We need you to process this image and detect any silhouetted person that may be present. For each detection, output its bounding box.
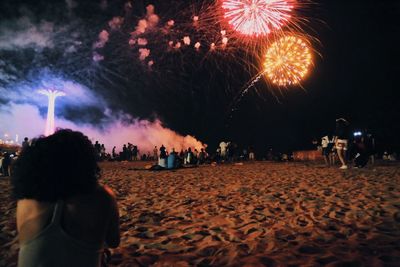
[112,146,117,159]
[22,137,29,149]
[94,141,101,159]
[353,136,369,168]
[132,145,138,161]
[1,152,11,176]
[159,145,167,159]
[198,148,206,164]
[122,144,128,160]
[127,143,133,161]
[12,129,120,267]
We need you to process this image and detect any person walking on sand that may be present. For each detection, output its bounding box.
[12,129,120,267]
[334,118,350,169]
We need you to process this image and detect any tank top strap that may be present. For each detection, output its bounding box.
[50,200,64,225]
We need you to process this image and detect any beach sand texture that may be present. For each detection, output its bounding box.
[1,162,400,266]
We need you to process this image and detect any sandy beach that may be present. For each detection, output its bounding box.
[1,161,400,266]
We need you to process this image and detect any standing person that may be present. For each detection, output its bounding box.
[321,135,330,166]
[127,143,133,161]
[183,149,188,164]
[179,149,184,159]
[159,145,167,159]
[242,147,248,161]
[94,141,101,160]
[122,144,128,161]
[100,144,106,160]
[334,118,350,169]
[22,137,29,149]
[365,133,376,165]
[153,146,158,161]
[219,141,227,160]
[12,129,120,267]
[112,146,117,159]
[328,137,336,166]
[198,148,206,165]
[186,148,193,164]
[1,152,11,176]
[249,146,255,161]
[353,135,369,168]
[159,145,167,167]
[132,145,138,161]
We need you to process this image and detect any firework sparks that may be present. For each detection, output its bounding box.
[221,0,294,36]
[263,35,312,86]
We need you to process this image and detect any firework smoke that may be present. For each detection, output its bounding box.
[0,75,205,152]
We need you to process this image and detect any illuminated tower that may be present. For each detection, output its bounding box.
[38,89,66,136]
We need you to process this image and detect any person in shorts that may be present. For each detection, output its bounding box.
[334,118,350,169]
[321,136,330,166]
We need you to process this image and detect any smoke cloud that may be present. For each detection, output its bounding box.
[0,75,205,153]
[0,102,204,153]
[0,17,55,50]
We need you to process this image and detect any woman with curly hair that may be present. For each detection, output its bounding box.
[12,129,120,267]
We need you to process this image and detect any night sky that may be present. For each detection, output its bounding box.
[0,0,399,154]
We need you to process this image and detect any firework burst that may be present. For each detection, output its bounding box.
[221,0,295,36]
[263,35,312,86]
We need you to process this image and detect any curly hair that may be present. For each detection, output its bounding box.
[12,129,100,202]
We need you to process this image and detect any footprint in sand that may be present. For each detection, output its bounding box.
[298,245,324,254]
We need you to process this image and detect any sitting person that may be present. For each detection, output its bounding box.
[12,129,120,267]
[167,149,176,169]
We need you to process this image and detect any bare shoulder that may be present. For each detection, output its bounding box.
[17,199,52,219]
[16,199,53,236]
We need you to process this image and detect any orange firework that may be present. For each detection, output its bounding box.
[263,35,312,86]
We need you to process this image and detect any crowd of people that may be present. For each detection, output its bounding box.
[318,118,393,169]
[1,120,398,177]
[1,126,399,266]
[91,139,259,169]
[85,117,400,171]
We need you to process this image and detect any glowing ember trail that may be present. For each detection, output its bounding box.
[221,0,294,36]
[263,36,312,86]
[38,89,66,136]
